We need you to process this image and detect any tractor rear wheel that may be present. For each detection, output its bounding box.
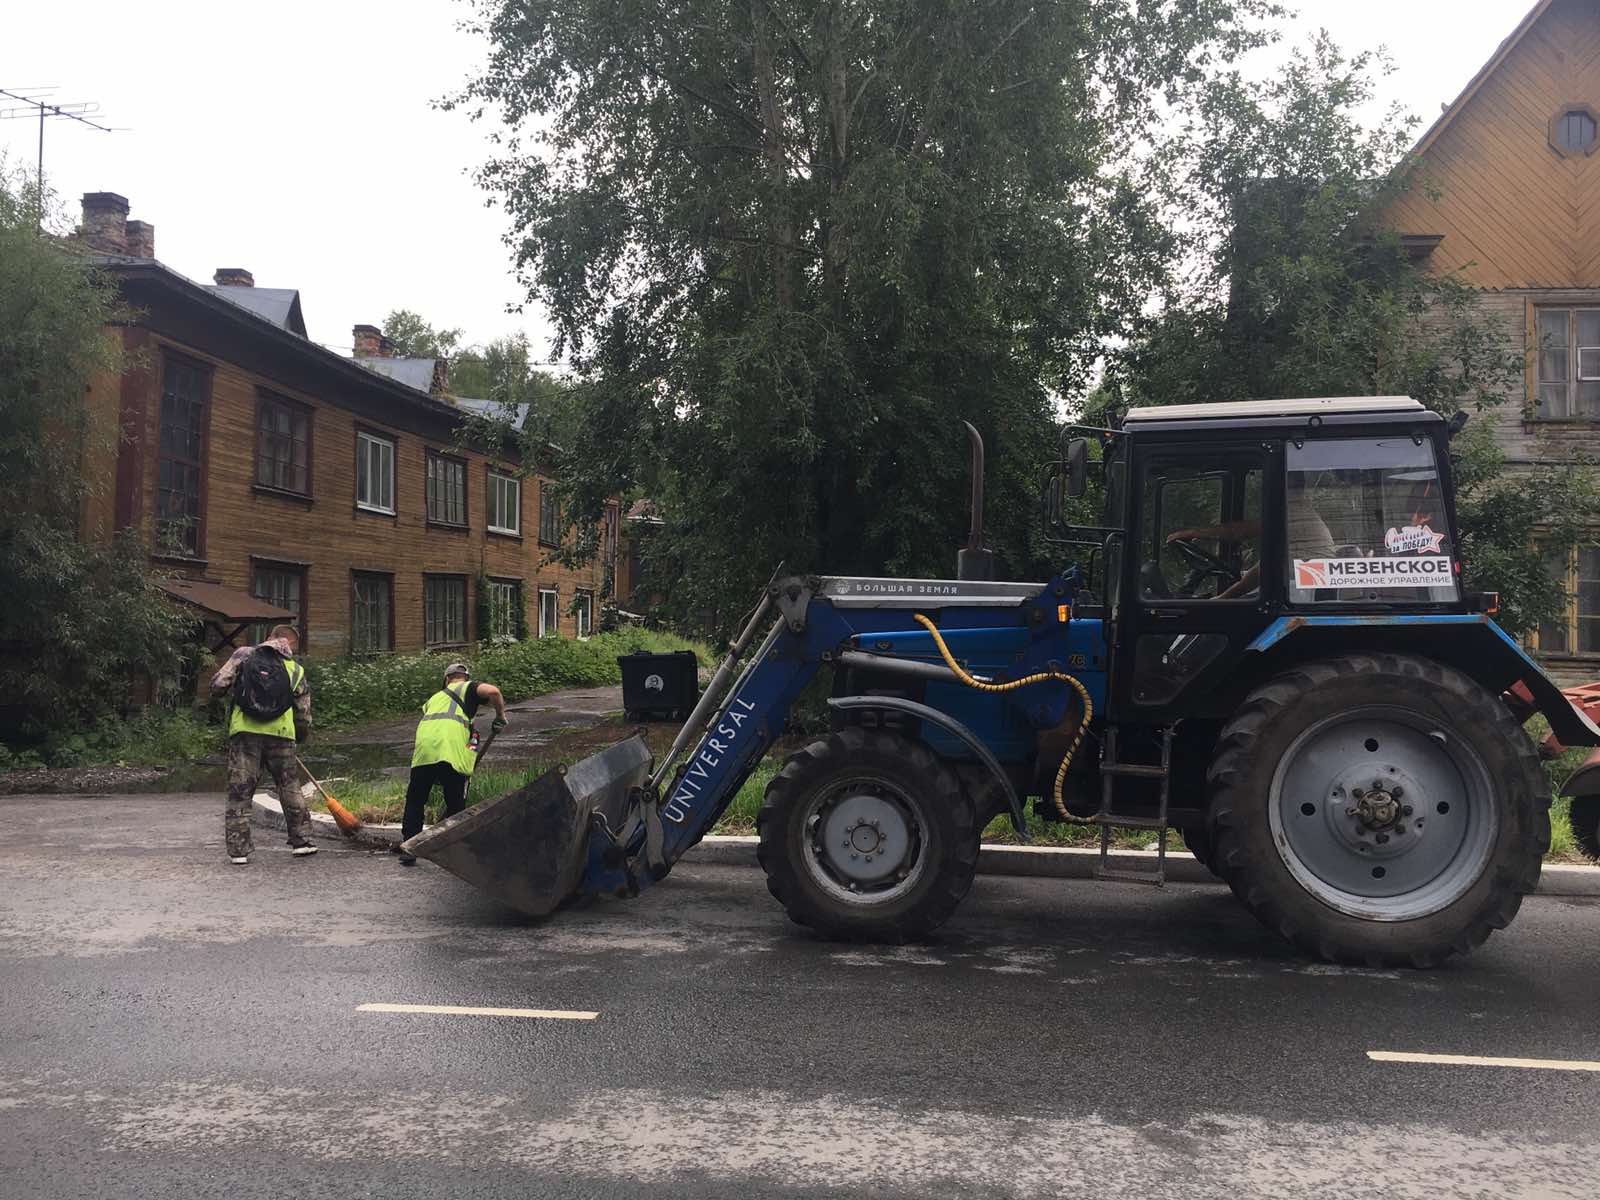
[757,727,979,941]
[1208,654,1549,967]
[1570,795,1600,862]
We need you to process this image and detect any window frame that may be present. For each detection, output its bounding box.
[1530,542,1600,659]
[155,351,212,560]
[538,587,560,637]
[354,428,397,516]
[250,558,308,647]
[574,589,593,639]
[487,467,522,537]
[254,390,313,499]
[1549,104,1600,158]
[1533,305,1600,420]
[538,481,562,547]
[349,570,394,655]
[423,573,469,647]
[425,449,469,528]
[486,577,522,640]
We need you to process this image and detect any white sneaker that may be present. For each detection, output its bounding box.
[291,845,319,857]
[230,856,249,865]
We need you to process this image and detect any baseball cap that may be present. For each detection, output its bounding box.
[443,662,471,682]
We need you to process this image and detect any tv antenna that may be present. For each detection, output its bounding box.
[0,86,118,229]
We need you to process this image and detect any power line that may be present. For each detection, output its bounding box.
[0,86,119,230]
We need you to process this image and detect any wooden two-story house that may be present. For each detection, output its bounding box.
[1376,0,1600,680]
[74,192,625,669]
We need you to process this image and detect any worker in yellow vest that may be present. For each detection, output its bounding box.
[209,624,315,865]
[398,662,507,865]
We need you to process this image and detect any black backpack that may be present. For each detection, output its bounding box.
[233,645,294,721]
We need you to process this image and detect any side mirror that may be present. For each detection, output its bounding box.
[1065,437,1088,499]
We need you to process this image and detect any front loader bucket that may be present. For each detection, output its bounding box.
[400,735,652,917]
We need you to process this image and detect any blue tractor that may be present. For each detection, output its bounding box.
[406,397,1599,966]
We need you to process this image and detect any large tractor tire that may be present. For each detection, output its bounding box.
[1208,654,1550,968]
[1570,795,1600,862]
[1180,826,1218,873]
[757,728,980,942]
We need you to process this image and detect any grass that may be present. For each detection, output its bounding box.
[307,711,1595,864]
[306,627,714,731]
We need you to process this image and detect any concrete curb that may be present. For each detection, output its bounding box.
[248,797,1600,897]
[250,793,402,848]
[683,835,1600,897]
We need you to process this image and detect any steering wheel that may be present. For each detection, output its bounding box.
[1166,537,1241,596]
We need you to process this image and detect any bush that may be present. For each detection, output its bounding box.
[2,707,220,769]
[306,628,713,728]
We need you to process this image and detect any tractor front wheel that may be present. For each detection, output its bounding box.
[1208,655,1550,967]
[757,728,979,941]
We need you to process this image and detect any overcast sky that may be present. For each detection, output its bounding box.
[2,1,1528,362]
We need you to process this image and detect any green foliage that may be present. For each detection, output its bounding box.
[1110,35,1599,636]
[306,627,712,727]
[0,707,220,770]
[0,161,206,745]
[450,0,1275,636]
[381,309,463,359]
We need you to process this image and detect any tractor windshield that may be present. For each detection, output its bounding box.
[1284,437,1458,605]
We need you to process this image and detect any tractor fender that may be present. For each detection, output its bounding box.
[1561,749,1600,798]
[828,695,1029,840]
[1245,614,1600,748]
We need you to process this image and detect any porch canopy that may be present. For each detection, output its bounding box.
[156,578,294,653]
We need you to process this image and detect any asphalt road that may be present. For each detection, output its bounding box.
[2,793,1598,1199]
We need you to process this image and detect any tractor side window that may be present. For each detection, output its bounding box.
[1139,462,1263,602]
[1285,438,1459,605]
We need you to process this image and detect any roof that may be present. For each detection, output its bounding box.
[201,285,306,336]
[89,256,466,429]
[1409,0,1553,161]
[1123,397,1426,423]
[455,396,530,431]
[156,578,294,624]
[357,356,437,392]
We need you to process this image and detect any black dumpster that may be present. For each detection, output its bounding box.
[618,650,700,721]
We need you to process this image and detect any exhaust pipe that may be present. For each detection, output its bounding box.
[957,420,993,581]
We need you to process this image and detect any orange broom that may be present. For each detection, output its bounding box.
[295,755,363,837]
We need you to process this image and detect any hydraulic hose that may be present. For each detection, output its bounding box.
[912,613,1094,823]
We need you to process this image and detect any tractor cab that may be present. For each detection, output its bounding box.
[1060,397,1470,723]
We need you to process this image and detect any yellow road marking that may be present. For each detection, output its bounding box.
[1368,1050,1600,1073]
[358,1003,597,1020]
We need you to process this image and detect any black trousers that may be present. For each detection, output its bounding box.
[402,761,469,842]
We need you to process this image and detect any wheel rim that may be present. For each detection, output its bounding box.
[799,775,928,908]
[1268,705,1498,922]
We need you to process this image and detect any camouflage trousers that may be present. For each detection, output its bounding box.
[225,733,311,857]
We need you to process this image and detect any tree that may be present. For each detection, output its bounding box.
[381,309,464,359]
[450,0,1272,632]
[1109,35,1597,637]
[0,163,202,742]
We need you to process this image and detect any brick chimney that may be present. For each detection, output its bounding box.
[79,192,129,253]
[430,357,451,398]
[123,220,156,259]
[213,267,254,287]
[352,323,395,358]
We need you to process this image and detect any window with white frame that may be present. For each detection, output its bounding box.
[1535,308,1600,419]
[356,431,395,513]
[488,469,521,535]
[538,588,560,637]
[487,578,521,640]
[574,590,593,638]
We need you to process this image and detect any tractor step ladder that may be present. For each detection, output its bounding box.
[1092,725,1174,887]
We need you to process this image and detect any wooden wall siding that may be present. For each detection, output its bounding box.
[1380,0,1600,289]
[128,330,616,661]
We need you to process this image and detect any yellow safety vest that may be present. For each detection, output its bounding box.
[228,657,306,741]
[411,682,477,775]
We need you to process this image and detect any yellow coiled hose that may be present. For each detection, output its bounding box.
[912,613,1094,822]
